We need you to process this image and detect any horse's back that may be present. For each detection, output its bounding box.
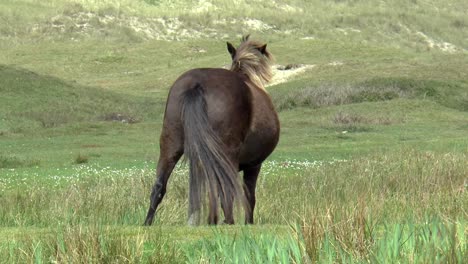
[170,68,250,103]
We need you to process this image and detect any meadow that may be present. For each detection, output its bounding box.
[0,0,467,263]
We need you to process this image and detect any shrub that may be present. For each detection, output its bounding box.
[74,154,89,164]
[0,155,39,168]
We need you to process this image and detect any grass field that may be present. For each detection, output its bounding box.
[0,0,467,263]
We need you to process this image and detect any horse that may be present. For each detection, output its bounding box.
[144,35,280,226]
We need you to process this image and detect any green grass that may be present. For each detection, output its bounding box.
[0,151,466,262]
[0,0,467,262]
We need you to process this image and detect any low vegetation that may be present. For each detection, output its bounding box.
[272,77,468,111]
[0,155,39,169]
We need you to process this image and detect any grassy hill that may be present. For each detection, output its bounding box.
[0,65,156,130]
[1,0,467,50]
[0,0,467,263]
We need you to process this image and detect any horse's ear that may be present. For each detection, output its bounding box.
[258,44,267,55]
[227,42,236,59]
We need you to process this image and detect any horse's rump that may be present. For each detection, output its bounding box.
[176,70,251,224]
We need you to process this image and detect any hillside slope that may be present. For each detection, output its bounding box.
[0,65,156,132]
[0,0,467,52]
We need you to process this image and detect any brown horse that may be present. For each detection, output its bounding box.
[144,35,280,225]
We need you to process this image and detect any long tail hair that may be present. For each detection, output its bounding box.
[181,83,245,224]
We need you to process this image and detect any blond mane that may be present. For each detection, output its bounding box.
[229,35,274,90]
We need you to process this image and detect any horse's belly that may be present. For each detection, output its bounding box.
[238,86,280,169]
[239,123,279,168]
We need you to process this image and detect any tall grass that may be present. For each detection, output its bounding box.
[295,219,466,263]
[0,150,466,261]
[184,230,304,264]
[1,220,464,263]
[1,150,465,227]
[1,225,183,263]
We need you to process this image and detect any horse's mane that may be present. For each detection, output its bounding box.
[229,35,274,90]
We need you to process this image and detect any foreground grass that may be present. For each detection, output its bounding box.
[2,221,464,263]
[0,150,466,262]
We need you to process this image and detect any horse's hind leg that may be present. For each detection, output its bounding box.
[208,188,219,225]
[144,131,183,226]
[220,157,240,225]
[243,164,261,224]
[221,194,234,225]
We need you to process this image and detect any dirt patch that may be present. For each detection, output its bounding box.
[101,112,139,124]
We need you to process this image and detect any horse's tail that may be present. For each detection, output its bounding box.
[181,83,244,224]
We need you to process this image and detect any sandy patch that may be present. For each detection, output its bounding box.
[416,31,459,53]
[36,11,281,41]
[335,27,361,35]
[398,23,462,53]
[243,19,275,31]
[328,61,344,66]
[192,0,218,13]
[274,3,303,13]
[268,64,315,87]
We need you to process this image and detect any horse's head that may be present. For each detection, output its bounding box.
[226,35,274,89]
